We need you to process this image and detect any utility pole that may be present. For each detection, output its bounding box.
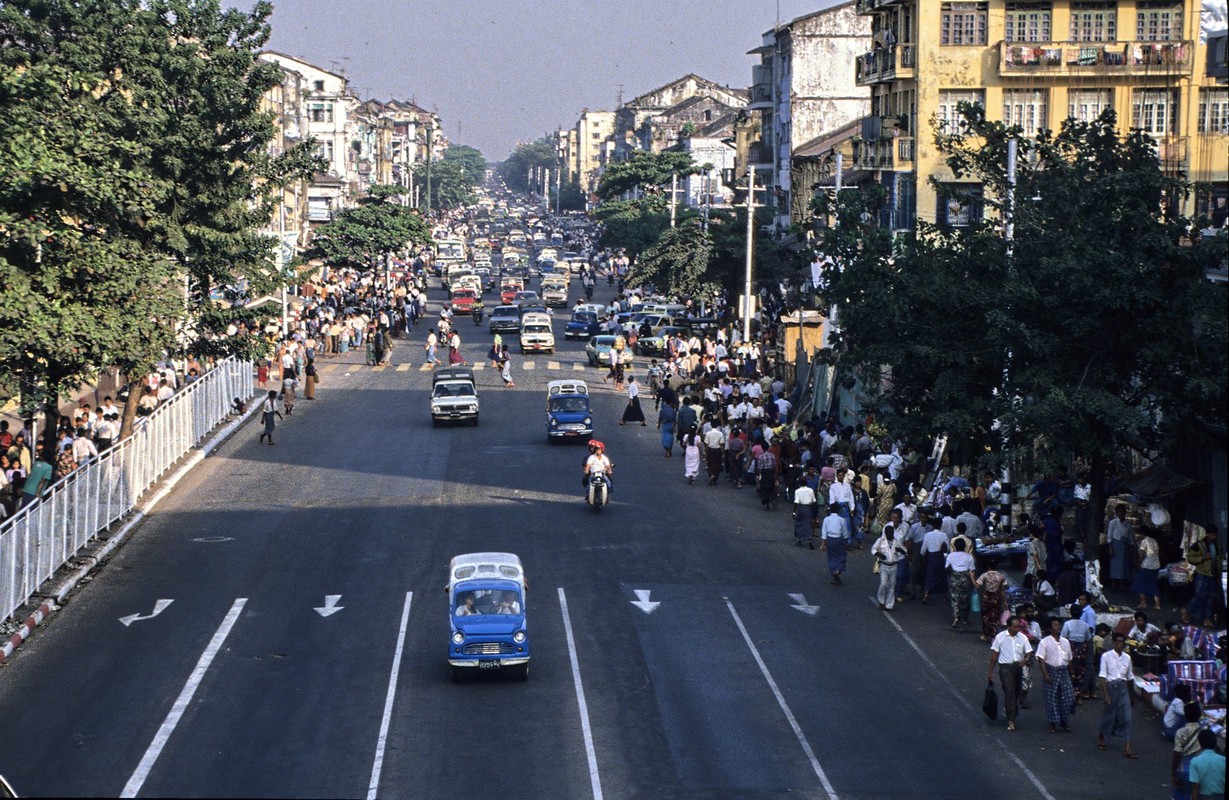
[1000,137,1019,516]
[743,164,756,344]
[670,172,678,228]
[425,121,433,216]
[278,199,288,338]
[557,165,563,214]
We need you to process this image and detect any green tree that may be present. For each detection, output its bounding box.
[411,159,477,210]
[593,197,669,259]
[625,220,714,298]
[443,144,486,185]
[595,151,700,199]
[498,138,556,193]
[307,184,431,273]
[821,107,1228,537]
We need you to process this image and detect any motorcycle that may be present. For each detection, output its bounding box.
[472,304,484,325]
[584,283,594,300]
[586,470,609,512]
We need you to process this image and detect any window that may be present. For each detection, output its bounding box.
[315,139,334,162]
[1068,88,1113,122]
[940,3,988,46]
[312,80,325,92]
[937,184,983,227]
[1005,2,1052,43]
[937,90,985,133]
[1198,89,1229,134]
[1003,89,1049,135]
[308,102,334,124]
[1070,2,1117,42]
[1137,2,1182,41]
[307,197,332,222]
[1132,89,1178,134]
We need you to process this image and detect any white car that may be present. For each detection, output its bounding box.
[519,312,555,354]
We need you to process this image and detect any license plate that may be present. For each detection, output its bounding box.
[478,660,501,670]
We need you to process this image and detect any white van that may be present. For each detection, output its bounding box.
[519,312,555,354]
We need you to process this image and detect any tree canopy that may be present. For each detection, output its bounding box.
[498,138,557,193]
[306,185,431,270]
[818,107,1228,489]
[0,0,322,449]
[443,144,486,185]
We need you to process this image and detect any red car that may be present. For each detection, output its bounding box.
[449,288,478,313]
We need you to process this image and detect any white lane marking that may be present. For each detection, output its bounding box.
[122,598,247,798]
[629,589,660,614]
[473,363,485,371]
[725,598,838,800]
[572,363,585,371]
[558,588,604,800]
[867,597,1057,800]
[371,365,386,372]
[418,363,433,372]
[119,599,174,627]
[368,591,413,800]
[314,595,344,617]
[396,364,410,372]
[787,593,820,616]
[522,361,536,370]
[547,360,562,370]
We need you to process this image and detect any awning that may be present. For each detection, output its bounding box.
[1120,463,1201,498]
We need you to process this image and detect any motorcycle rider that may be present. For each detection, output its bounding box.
[582,439,614,495]
[472,298,484,324]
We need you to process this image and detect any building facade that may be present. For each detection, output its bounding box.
[749,2,873,229]
[852,0,1228,229]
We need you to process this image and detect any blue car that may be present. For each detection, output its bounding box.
[448,553,529,681]
[546,380,592,442]
[564,310,601,340]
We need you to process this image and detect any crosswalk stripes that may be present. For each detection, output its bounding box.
[371,365,386,372]
[547,360,561,371]
[522,361,535,370]
[396,364,410,372]
[473,363,485,371]
[321,364,342,374]
[572,363,586,371]
[418,363,433,372]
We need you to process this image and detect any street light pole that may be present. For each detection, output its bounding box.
[670,171,678,228]
[425,121,433,216]
[743,164,756,344]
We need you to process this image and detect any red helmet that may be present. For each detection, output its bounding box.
[589,439,605,453]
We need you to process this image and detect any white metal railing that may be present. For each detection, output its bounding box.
[0,357,256,621]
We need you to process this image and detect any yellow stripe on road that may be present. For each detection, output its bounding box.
[321,364,341,373]
[396,364,410,372]
[547,361,562,371]
[573,363,585,371]
[371,365,386,372]
[419,363,433,372]
[473,363,485,371]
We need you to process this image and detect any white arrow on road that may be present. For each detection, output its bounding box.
[630,589,661,614]
[788,593,820,616]
[314,595,345,617]
[119,599,174,627]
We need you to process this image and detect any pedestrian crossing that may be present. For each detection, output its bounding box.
[315,359,598,375]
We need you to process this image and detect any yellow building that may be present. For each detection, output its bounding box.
[852,0,1227,228]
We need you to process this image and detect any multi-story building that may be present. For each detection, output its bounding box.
[576,110,616,194]
[259,59,311,257]
[259,52,353,225]
[852,0,1227,229]
[613,75,747,160]
[748,2,872,229]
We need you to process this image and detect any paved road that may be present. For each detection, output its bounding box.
[0,276,1167,799]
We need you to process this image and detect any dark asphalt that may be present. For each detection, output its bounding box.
[0,276,1169,799]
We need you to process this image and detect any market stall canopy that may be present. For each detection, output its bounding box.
[1120,463,1201,498]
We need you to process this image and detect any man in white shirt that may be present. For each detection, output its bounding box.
[820,508,849,585]
[987,616,1034,731]
[920,518,950,602]
[827,467,856,547]
[1036,618,1074,732]
[894,495,918,526]
[793,481,818,549]
[703,424,725,485]
[1097,633,1136,758]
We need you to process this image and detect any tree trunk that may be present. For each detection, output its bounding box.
[119,373,143,441]
[1087,453,1108,561]
[40,397,60,465]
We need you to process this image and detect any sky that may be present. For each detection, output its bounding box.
[236,0,844,161]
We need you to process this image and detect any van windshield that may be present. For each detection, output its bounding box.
[550,396,588,413]
[454,589,523,616]
[433,382,473,398]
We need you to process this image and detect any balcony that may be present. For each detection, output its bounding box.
[1156,136,1188,167]
[749,65,774,110]
[855,45,915,86]
[747,142,773,167]
[855,0,905,13]
[851,135,914,172]
[999,40,1192,77]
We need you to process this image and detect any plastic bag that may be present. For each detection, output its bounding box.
[983,682,998,720]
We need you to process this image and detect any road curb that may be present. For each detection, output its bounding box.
[1,398,263,663]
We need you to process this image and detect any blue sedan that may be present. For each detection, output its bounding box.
[564,311,602,340]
